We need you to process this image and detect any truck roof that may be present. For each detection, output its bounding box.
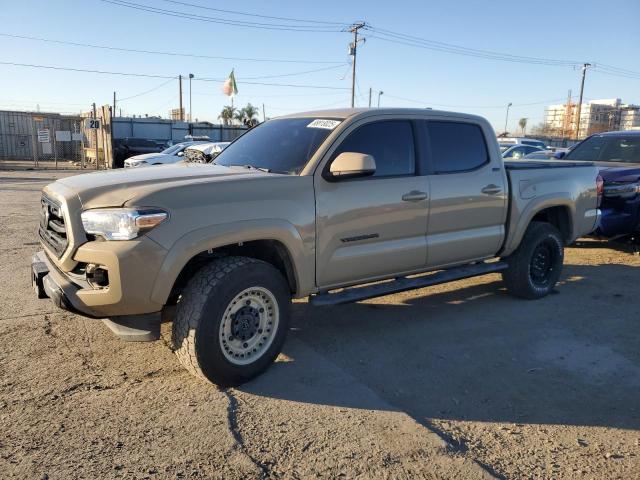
[278,107,487,123]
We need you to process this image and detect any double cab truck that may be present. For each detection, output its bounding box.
[32,108,602,386]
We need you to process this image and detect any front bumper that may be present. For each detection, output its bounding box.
[31,250,162,341]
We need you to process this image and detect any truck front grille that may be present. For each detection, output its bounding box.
[185,149,206,163]
[39,194,68,257]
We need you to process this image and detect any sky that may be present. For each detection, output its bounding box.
[0,0,638,134]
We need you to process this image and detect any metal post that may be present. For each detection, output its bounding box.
[53,121,58,170]
[368,87,372,108]
[178,75,184,122]
[188,73,194,123]
[31,118,38,168]
[377,91,384,107]
[93,103,99,170]
[504,103,512,135]
[262,103,266,122]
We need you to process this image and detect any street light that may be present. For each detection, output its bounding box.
[504,102,513,135]
[188,73,194,123]
[377,90,384,107]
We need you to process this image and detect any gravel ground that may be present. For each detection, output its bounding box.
[1,169,639,479]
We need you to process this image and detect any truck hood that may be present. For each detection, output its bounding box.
[596,163,640,183]
[57,163,270,208]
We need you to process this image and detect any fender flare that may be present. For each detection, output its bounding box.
[149,219,312,304]
[501,194,575,257]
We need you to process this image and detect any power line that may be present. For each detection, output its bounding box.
[240,63,349,80]
[157,0,346,26]
[0,60,350,90]
[0,32,345,65]
[382,93,576,109]
[118,77,177,101]
[98,0,345,32]
[366,28,581,66]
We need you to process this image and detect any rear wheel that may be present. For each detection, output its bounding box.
[172,256,290,386]
[502,222,564,299]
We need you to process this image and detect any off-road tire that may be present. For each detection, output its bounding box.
[172,256,290,386]
[502,221,564,299]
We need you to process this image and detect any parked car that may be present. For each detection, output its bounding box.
[124,141,210,168]
[502,144,543,159]
[556,131,640,237]
[113,138,163,168]
[32,108,601,386]
[523,150,557,160]
[499,137,548,150]
[183,142,231,163]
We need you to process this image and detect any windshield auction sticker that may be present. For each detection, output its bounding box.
[307,119,341,130]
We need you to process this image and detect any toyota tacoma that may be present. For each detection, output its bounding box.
[32,108,601,386]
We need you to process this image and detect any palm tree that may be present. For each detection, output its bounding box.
[233,109,246,125]
[518,118,528,135]
[218,106,236,125]
[243,103,259,122]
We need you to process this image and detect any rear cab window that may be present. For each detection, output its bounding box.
[423,121,489,173]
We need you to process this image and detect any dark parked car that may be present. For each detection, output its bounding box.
[113,137,164,168]
[557,131,640,237]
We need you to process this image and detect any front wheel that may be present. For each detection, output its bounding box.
[172,256,290,386]
[501,222,564,299]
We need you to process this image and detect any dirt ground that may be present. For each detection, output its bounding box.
[1,169,639,479]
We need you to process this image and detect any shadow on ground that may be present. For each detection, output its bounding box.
[241,263,640,433]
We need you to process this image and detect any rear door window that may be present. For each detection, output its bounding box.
[425,121,489,173]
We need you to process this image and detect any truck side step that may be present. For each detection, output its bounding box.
[309,261,508,306]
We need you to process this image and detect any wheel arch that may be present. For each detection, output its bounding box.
[501,196,575,257]
[150,220,311,305]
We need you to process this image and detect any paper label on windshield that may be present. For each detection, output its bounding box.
[307,119,341,130]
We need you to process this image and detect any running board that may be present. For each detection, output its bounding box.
[309,262,508,306]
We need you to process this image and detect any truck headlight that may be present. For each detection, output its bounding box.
[81,208,168,240]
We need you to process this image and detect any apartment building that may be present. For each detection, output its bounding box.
[544,98,640,138]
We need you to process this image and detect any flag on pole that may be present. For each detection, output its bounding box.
[222,69,238,98]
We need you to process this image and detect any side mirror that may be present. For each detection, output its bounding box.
[177,151,184,157]
[328,152,376,180]
[554,151,566,159]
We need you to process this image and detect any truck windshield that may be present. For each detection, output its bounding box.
[214,118,337,174]
[565,135,640,163]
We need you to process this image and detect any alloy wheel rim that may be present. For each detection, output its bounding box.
[219,286,279,365]
[530,241,555,286]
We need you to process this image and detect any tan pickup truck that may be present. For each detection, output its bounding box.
[32,108,601,385]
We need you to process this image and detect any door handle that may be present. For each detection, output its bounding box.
[481,184,502,195]
[402,190,428,202]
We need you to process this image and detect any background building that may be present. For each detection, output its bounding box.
[544,98,640,138]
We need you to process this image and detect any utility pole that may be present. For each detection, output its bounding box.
[348,22,366,108]
[113,91,116,118]
[504,102,513,135]
[92,102,99,170]
[188,73,194,123]
[262,103,266,122]
[368,87,372,108]
[178,74,184,121]
[574,63,591,140]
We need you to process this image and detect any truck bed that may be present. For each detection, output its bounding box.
[504,160,594,170]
